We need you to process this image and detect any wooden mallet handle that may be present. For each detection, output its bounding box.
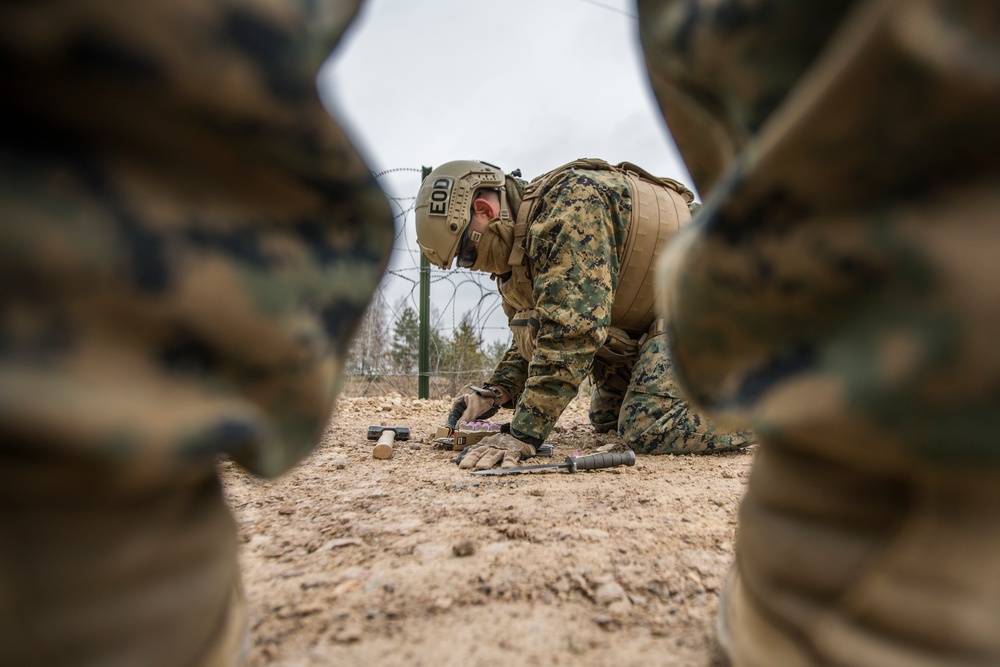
[372,429,396,459]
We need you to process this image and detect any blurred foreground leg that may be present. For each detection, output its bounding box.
[0,0,392,662]
[639,0,1000,664]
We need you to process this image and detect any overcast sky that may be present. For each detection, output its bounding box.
[317,0,691,344]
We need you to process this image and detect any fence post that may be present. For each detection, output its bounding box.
[418,166,432,399]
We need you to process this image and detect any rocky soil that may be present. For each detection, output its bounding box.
[221,393,755,667]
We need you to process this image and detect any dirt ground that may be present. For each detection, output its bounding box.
[221,392,756,667]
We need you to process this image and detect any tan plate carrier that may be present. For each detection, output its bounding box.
[500,158,693,360]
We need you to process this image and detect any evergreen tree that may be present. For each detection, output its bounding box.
[390,306,419,373]
[441,313,488,394]
[483,338,509,370]
[391,304,446,374]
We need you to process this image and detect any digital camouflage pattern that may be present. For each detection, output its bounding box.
[487,166,750,453]
[639,0,1000,664]
[0,0,392,664]
[0,0,392,483]
[619,333,755,454]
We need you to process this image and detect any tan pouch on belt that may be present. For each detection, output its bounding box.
[510,309,539,361]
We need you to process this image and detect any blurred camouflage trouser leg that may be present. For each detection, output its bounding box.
[638,0,1000,664]
[618,331,755,454]
[0,0,392,661]
[718,441,1000,667]
[0,469,246,667]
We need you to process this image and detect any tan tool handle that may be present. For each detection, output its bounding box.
[372,430,396,459]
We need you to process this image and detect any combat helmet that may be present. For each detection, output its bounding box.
[415,160,508,268]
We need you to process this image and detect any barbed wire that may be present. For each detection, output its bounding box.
[372,166,424,179]
[346,369,497,378]
[345,167,512,397]
[572,0,637,19]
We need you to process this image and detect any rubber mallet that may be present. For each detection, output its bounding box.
[367,425,411,459]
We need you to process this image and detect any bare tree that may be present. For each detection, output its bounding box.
[346,284,389,379]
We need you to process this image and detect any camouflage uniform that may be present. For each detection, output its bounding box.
[0,1,392,665]
[639,0,1000,665]
[487,166,752,453]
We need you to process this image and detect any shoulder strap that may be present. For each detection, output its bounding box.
[505,177,543,304]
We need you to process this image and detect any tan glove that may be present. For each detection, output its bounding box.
[458,432,536,470]
[450,385,502,425]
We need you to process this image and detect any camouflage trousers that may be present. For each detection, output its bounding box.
[589,328,755,454]
[0,468,247,667]
[638,0,1000,664]
[0,0,391,664]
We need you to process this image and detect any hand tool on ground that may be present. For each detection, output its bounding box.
[472,450,635,475]
[367,425,410,459]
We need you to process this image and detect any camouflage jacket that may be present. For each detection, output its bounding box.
[488,167,632,442]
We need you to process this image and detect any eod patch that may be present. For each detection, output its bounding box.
[428,176,453,216]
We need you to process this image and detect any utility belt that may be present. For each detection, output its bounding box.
[510,311,667,382]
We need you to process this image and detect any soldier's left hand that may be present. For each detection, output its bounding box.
[458,432,536,470]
